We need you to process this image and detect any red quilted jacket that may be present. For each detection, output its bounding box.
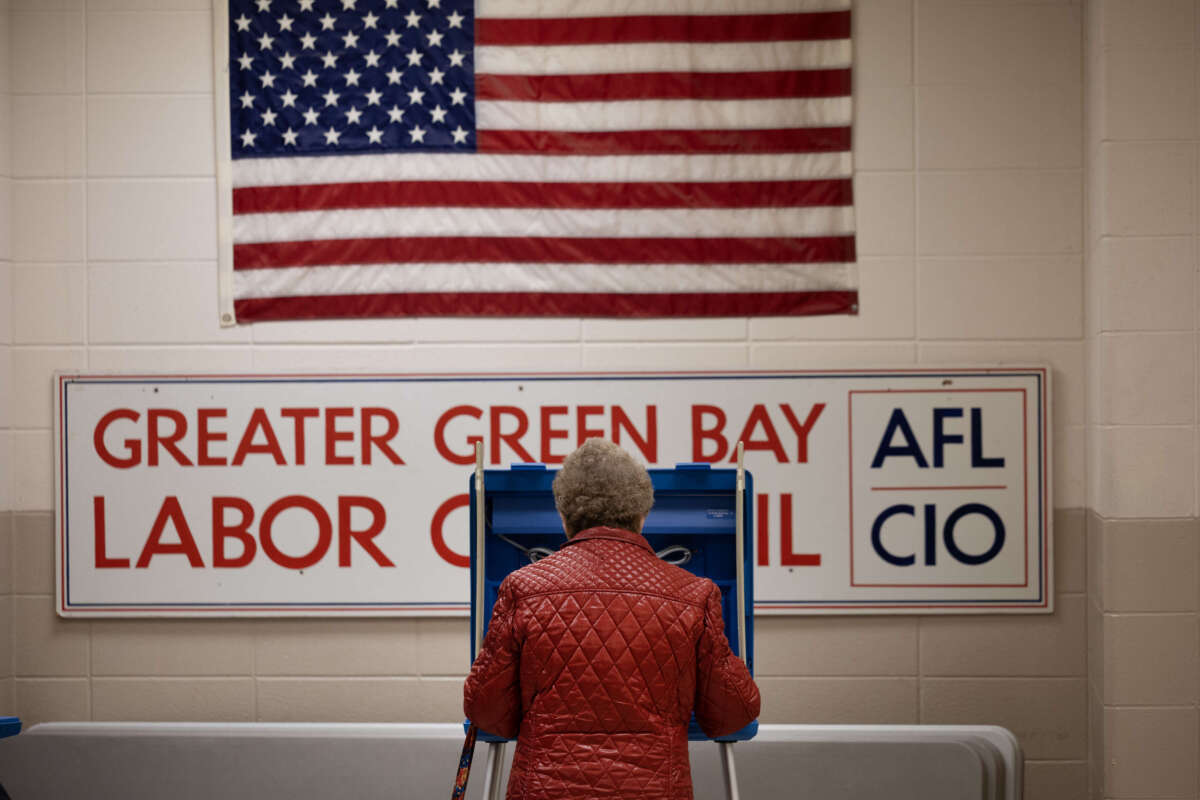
[463,526,761,800]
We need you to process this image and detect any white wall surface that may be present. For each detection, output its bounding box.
[1085,2,1200,798]
[1,0,12,517]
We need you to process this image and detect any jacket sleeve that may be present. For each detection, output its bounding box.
[694,580,761,738]
[463,576,522,739]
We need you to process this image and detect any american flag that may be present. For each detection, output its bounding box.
[217,0,857,323]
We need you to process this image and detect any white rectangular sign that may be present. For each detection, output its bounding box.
[55,369,1051,616]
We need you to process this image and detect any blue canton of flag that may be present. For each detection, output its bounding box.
[229,0,475,157]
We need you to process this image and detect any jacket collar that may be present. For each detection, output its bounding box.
[563,526,655,555]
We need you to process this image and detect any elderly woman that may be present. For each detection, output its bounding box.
[463,438,760,800]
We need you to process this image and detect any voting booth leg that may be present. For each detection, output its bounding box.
[483,741,506,800]
[719,742,741,800]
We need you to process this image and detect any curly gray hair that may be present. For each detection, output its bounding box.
[552,438,654,536]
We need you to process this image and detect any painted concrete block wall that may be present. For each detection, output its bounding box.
[1,0,14,723]
[3,2,1087,798]
[1085,2,1200,798]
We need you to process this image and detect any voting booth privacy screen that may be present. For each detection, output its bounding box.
[468,462,757,743]
[54,368,1050,616]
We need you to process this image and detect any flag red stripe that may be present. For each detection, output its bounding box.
[476,12,851,45]
[233,236,856,269]
[234,290,859,320]
[476,127,852,155]
[475,69,853,101]
[233,179,853,214]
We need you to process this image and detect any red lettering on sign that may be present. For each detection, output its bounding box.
[779,493,821,566]
[692,405,728,462]
[212,496,256,568]
[89,494,402,571]
[434,405,483,465]
[232,408,287,465]
[94,408,141,468]
[540,406,569,464]
[576,406,605,445]
[729,404,786,463]
[148,409,193,467]
[361,407,405,465]
[613,405,657,462]
[779,403,825,463]
[490,406,533,465]
[197,409,227,466]
[756,493,821,567]
[693,404,827,464]
[431,494,470,567]
[756,494,770,567]
[324,407,355,465]
[338,496,394,567]
[259,495,332,569]
[136,496,205,568]
[279,407,319,465]
[93,496,130,568]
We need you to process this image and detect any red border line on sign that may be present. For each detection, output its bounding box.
[754,602,1050,610]
[871,485,1007,491]
[847,388,1031,589]
[62,606,469,613]
[56,367,1048,380]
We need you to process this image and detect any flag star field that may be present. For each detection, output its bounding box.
[229,0,475,155]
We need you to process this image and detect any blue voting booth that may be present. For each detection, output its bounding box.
[0,718,19,739]
[466,446,757,800]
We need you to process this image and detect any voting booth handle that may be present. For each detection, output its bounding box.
[449,443,489,800]
[459,441,505,800]
[719,442,746,800]
[474,441,486,656]
[735,440,747,667]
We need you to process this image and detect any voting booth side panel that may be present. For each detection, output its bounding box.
[467,464,757,743]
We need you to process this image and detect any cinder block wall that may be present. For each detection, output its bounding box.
[1084,2,1200,799]
[2,2,1091,799]
[1,0,12,725]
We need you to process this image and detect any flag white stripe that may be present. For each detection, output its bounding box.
[476,97,850,132]
[477,0,851,19]
[234,261,858,297]
[233,206,855,243]
[231,152,853,188]
[475,39,851,74]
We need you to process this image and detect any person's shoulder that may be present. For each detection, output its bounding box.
[642,556,717,606]
[499,551,578,597]
[500,544,715,607]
